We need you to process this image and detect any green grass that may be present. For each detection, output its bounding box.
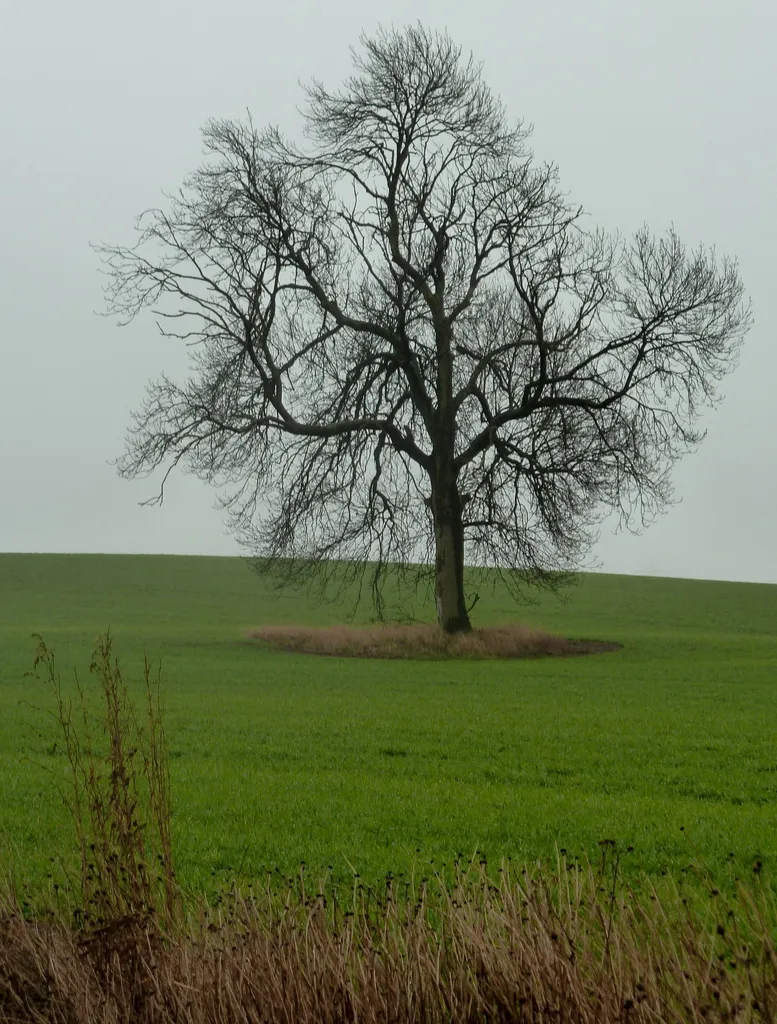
[1,553,776,900]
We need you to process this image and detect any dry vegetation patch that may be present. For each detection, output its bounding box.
[248,622,622,660]
[2,862,775,1024]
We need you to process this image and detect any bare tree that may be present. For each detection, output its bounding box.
[99,25,751,633]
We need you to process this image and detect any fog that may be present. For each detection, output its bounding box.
[1,0,774,582]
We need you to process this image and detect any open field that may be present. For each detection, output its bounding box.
[1,553,776,900]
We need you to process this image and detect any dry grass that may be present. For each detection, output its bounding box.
[2,857,776,1023]
[248,622,621,660]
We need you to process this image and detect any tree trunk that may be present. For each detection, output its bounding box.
[431,478,471,634]
[431,314,470,633]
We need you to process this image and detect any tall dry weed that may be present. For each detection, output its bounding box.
[28,633,179,936]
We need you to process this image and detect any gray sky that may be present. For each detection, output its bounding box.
[1,0,775,583]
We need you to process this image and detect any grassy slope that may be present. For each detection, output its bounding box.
[1,553,776,897]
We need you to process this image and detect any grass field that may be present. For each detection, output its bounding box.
[1,553,776,900]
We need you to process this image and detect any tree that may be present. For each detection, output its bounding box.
[99,25,751,634]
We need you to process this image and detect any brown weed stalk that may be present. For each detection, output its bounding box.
[30,634,179,937]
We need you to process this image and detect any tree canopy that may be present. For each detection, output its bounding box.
[99,25,751,632]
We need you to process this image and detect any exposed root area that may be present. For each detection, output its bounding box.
[247,622,622,659]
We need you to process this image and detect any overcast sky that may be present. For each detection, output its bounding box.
[1,0,774,583]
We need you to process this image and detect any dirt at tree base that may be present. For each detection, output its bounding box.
[247,623,622,660]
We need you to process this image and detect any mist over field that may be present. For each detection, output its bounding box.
[1,0,774,583]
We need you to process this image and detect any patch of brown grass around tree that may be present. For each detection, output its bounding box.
[247,622,622,659]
